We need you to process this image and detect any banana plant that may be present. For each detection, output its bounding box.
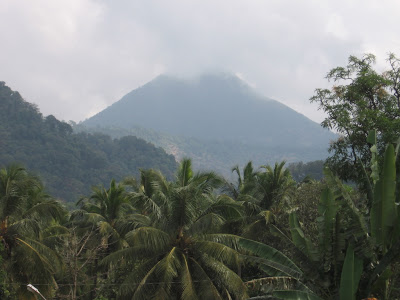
[275,130,400,299]
[339,243,363,300]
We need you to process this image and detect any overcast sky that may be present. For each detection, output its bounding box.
[1,0,399,124]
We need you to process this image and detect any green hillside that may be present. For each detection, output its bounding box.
[0,82,177,203]
[75,124,328,178]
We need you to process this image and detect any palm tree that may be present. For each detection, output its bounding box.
[102,159,249,299]
[75,179,143,250]
[258,161,295,209]
[72,179,150,298]
[228,162,261,203]
[0,164,65,298]
[124,168,170,219]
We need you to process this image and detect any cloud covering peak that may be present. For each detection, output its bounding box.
[1,0,399,123]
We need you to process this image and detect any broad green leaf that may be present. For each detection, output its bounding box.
[366,129,377,145]
[318,188,340,271]
[371,144,397,248]
[239,238,302,278]
[289,212,316,261]
[339,244,363,300]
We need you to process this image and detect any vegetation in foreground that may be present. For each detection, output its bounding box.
[1,53,400,299]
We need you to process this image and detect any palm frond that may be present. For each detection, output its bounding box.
[8,218,41,237]
[180,254,198,300]
[177,158,194,187]
[189,212,225,235]
[125,227,171,251]
[23,200,65,222]
[101,244,161,267]
[203,194,244,220]
[194,240,239,267]
[13,237,62,297]
[115,213,151,236]
[153,247,182,299]
[200,233,241,249]
[131,193,162,219]
[190,257,223,299]
[198,253,248,299]
[239,238,302,279]
[132,248,181,300]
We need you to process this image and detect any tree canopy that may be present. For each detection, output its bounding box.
[311,53,400,182]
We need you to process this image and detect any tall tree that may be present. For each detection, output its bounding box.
[102,159,249,299]
[310,53,400,182]
[258,161,295,209]
[0,164,65,298]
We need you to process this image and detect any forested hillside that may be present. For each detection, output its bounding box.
[75,124,327,178]
[0,82,177,203]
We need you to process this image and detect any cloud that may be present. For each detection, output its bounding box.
[1,0,399,123]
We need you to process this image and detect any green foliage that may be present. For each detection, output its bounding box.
[238,238,302,279]
[3,55,400,299]
[288,212,316,261]
[0,243,11,298]
[273,290,323,300]
[287,160,325,182]
[227,161,295,211]
[76,124,331,180]
[311,53,400,183]
[370,144,397,249]
[283,134,400,299]
[0,164,66,298]
[101,159,249,299]
[339,244,363,300]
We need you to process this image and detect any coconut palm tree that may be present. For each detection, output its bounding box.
[124,168,170,219]
[258,161,295,209]
[102,159,249,299]
[75,179,146,250]
[72,179,152,298]
[228,162,262,206]
[0,164,65,298]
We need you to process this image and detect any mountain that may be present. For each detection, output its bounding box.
[81,73,336,175]
[0,82,177,204]
[84,73,335,147]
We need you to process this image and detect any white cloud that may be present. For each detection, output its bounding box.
[1,0,399,123]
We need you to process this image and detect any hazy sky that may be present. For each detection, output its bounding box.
[1,0,399,124]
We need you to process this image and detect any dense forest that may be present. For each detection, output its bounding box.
[1,53,400,300]
[0,82,177,203]
[74,124,327,180]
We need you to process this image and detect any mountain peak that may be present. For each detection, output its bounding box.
[83,73,335,148]
[145,72,256,99]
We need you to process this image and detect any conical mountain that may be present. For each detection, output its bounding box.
[83,73,335,150]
